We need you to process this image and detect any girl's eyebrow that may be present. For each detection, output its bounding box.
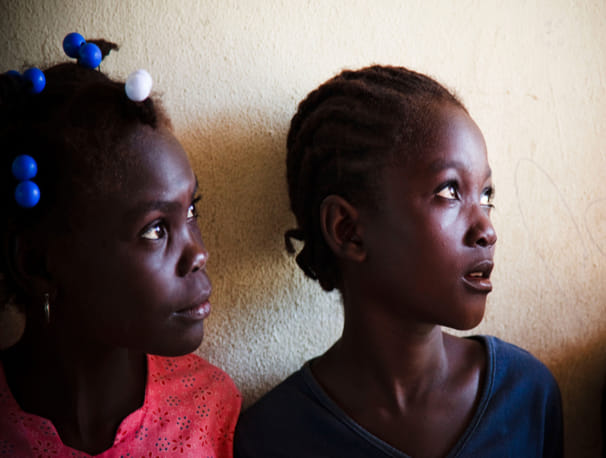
[126,179,199,218]
[128,200,182,217]
[429,159,464,172]
[429,159,492,179]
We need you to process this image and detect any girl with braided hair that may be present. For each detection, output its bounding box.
[0,34,240,456]
[235,65,562,457]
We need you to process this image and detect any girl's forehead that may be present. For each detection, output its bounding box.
[389,107,488,179]
[59,126,192,212]
[111,128,190,193]
[94,126,183,178]
[422,106,484,160]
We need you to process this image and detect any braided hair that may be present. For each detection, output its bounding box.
[284,65,466,292]
[0,39,170,314]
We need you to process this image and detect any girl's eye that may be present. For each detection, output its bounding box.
[436,183,459,200]
[141,223,167,240]
[480,188,495,207]
[188,196,201,219]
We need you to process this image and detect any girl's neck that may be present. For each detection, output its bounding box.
[315,306,450,405]
[311,279,486,457]
[3,326,147,454]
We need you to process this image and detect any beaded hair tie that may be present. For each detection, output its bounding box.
[3,68,45,208]
[125,69,152,102]
[63,32,153,102]
[5,67,46,94]
[12,155,40,208]
[63,32,102,69]
[5,33,154,208]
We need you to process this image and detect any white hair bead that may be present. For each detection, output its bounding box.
[125,69,152,102]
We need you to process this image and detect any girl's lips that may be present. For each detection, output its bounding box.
[462,259,493,293]
[462,275,493,293]
[174,301,211,321]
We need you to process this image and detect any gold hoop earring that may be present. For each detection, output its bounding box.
[43,293,50,325]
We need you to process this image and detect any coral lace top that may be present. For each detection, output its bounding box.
[0,353,241,457]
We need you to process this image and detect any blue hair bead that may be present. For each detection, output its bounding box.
[22,68,46,94]
[5,70,21,78]
[14,181,41,208]
[12,155,40,208]
[63,32,86,58]
[12,154,38,181]
[78,42,102,69]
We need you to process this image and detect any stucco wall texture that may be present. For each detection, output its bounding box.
[1,0,605,455]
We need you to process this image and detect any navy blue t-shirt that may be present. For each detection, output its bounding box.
[235,336,563,457]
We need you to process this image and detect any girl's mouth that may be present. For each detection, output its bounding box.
[174,301,211,321]
[462,260,493,293]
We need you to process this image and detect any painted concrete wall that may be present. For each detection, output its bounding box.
[1,0,605,455]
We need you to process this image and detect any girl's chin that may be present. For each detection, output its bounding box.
[445,307,486,331]
[147,323,205,357]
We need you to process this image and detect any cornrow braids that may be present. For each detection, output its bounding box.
[285,65,466,292]
[0,39,170,306]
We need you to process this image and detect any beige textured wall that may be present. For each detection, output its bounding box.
[1,0,605,456]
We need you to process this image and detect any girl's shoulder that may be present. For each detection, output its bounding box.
[120,354,241,456]
[470,335,561,399]
[478,335,556,375]
[147,353,240,400]
[453,335,563,457]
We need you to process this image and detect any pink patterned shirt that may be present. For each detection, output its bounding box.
[0,353,241,457]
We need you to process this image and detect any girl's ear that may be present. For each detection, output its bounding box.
[4,229,52,298]
[320,195,366,262]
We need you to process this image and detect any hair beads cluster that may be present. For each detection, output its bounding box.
[285,65,466,292]
[0,39,169,307]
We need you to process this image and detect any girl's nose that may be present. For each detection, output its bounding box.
[190,249,208,273]
[465,206,497,248]
[178,234,208,276]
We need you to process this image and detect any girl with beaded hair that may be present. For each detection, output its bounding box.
[235,65,563,457]
[0,33,240,456]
